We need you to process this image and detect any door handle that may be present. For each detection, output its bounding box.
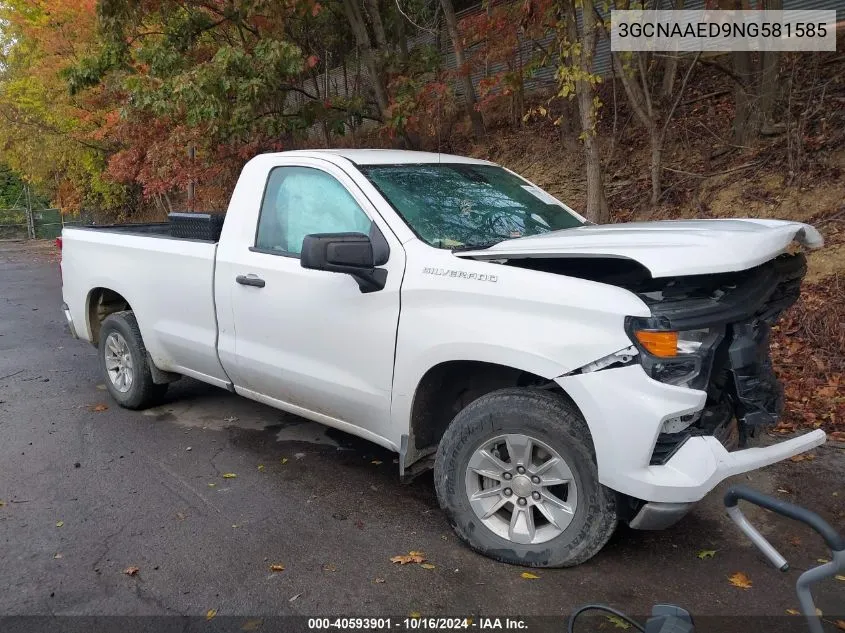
[236,274,265,288]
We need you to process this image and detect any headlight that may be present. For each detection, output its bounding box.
[626,317,723,389]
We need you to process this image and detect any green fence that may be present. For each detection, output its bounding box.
[0,207,71,240]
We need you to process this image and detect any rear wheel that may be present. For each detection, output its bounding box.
[98,311,168,410]
[434,388,617,567]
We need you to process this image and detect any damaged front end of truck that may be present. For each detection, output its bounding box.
[623,252,807,464]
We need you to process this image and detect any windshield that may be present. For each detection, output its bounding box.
[360,163,585,249]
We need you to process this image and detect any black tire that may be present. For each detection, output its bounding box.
[434,388,617,567]
[98,311,168,410]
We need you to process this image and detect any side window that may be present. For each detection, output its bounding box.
[255,166,373,256]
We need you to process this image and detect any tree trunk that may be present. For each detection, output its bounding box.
[567,0,608,223]
[660,0,683,99]
[396,12,409,66]
[612,52,663,203]
[341,0,390,119]
[758,0,782,134]
[732,50,760,145]
[649,131,662,205]
[364,0,388,50]
[439,0,485,138]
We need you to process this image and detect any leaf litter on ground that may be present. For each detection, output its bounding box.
[390,551,426,565]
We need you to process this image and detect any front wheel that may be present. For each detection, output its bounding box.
[434,388,617,567]
[98,311,168,410]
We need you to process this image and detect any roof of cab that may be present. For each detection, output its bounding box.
[268,149,495,166]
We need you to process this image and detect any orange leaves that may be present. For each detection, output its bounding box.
[390,551,426,565]
[123,566,139,576]
[728,572,753,589]
[771,279,845,437]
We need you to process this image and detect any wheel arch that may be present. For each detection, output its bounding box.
[86,287,133,346]
[400,358,582,476]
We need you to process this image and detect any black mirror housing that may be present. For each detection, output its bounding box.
[301,232,387,293]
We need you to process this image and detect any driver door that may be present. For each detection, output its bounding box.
[215,162,404,445]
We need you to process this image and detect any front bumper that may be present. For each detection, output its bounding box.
[556,365,826,504]
[61,302,78,339]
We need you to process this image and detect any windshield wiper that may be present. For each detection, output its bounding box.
[451,240,503,252]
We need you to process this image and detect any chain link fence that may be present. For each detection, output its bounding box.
[0,206,87,241]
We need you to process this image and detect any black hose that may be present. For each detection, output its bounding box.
[568,604,645,633]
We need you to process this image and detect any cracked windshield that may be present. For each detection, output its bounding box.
[361,164,584,249]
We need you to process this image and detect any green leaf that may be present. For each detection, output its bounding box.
[606,615,631,629]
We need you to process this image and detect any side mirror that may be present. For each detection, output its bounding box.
[300,232,387,293]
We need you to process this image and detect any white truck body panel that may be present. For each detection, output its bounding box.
[60,149,825,509]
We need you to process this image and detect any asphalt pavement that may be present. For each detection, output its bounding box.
[0,240,842,627]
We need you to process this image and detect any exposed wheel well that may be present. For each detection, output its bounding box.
[88,288,132,345]
[404,361,568,474]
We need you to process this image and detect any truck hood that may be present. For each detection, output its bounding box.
[454,218,823,277]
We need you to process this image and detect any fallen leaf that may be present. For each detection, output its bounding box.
[206,609,217,621]
[789,536,801,546]
[96,384,106,390]
[777,488,790,494]
[323,564,337,572]
[835,575,845,582]
[790,453,815,462]
[818,558,831,563]
[521,572,540,579]
[606,615,631,629]
[294,453,305,460]
[280,458,288,464]
[89,403,108,412]
[222,473,237,479]
[257,464,265,472]
[289,593,302,602]
[232,524,241,529]
[409,612,421,619]
[53,553,63,559]
[176,512,187,521]
[223,416,238,423]
[241,619,263,631]
[55,521,64,528]
[729,572,752,589]
[786,609,800,616]
[208,483,216,488]
[374,578,385,584]
[269,564,285,572]
[696,550,717,559]
[123,566,139,576]
[371,460,383,465]
[816,608,823,617]
[835,620,845,632]
[390,551,426,564]
[420,563,435,570]
[0,500,5,507]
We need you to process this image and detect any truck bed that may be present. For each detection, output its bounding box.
[60,223,228,384]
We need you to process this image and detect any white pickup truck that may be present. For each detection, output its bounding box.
[61,149,826,567]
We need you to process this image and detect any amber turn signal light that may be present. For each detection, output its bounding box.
[634,330,679,357]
